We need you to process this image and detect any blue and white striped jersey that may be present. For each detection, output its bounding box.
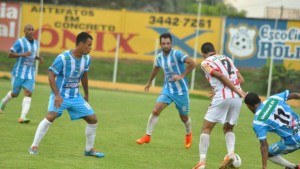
[253,90,300,145]
[10,37,38,79]
[49,50,91,99]
[155,49,189,95]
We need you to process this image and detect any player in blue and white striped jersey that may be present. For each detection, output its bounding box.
[245,91,300,169]
[29,32,105,158]
[136,33,196,149]
[0,24,44,123]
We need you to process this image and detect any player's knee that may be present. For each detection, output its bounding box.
[11,92,19,97]
[152,108,161,116]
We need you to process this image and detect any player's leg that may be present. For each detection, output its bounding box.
[268,140,299,168]
[70,96,104,158]
[29,112,58,154]
[136,94,170,145]
[29,94,64,155]
[82,114,105,158]
[18,87,33,123]
[220,98,242,169]
[173,94,192,148]
[0,76,21,112]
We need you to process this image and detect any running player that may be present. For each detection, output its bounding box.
[245,91,300,169]
[0,24,44,123]
[193,42,245,169]
[28,32,105,158]
[136,33,196,149]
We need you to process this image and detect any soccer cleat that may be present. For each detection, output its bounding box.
[0,101,5,113]
[18,118,30,123]
[28,146,38,155]
[219,153,235,169]
[193,162,206,169]
[84,148,105,158]
[285,165,300,169]
[185,132,192,149]
[136,135,151,144]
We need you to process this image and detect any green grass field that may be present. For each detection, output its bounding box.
[0,78,299,169]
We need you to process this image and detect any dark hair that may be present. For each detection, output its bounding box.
[201,42,215,54]
[244,93,261,106]
[76,32,93,46]
[159,33,172,44]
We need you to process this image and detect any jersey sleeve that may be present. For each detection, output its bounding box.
[154,55,161,67]
[10,39,22,53]
[49,55,64,75]
[253,122,268,140]
[273,90,289,101]
[201,61,217,75]
[175,50,187,63]
[84,55,91,72]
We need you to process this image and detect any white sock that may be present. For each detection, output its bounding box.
[225,132,235,155]
[199,133,210,162]
[269,156,296,168]
[31,118,52,147]
[86,123,98,152]
[146,114,158,135]
[183,117,192,135]
[2,91,13,104]
[21,97,31,119]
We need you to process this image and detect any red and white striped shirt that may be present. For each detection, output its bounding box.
[201,54,241,100]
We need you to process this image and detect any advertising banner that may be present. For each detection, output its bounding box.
[21,3,223,61]
[223,17,300,69]
[0,2,20,51]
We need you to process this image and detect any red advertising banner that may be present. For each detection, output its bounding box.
[0,2,20,51]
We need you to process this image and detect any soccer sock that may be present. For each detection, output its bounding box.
[146,114,158,135]
[21,97,31,119]
[85,123,98,152]
[269,156,296,168]
[225,132,235,155]
[31,118,52,147]
[199,133,210,162]
[1,91,13,104]
[183,117,192,135]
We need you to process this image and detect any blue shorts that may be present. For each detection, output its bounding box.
[156,94,189,115]
[269,140,300,156]
[11,76,35,94]
[48,94,95,120]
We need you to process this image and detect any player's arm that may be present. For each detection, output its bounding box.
[212,71,245,98]
[8,50,32,58]
[172,57,196,81]
[259,139,269,169]
[237,71,245,85]
[145,66,160,92]
[49,71,63,108]
[288,93,300,100]
[81,71,89,102]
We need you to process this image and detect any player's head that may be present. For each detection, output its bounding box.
[201,42,216,58]
[76,32,93,55]
[160,33,172,54]
[244,92,261,114]
[24,24,34,40]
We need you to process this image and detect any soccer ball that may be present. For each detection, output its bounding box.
[232,153,242,168]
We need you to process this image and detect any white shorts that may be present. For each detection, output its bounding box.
[204,97,242,125]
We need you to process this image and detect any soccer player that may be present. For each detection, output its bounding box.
[193,42,245,169]
[0,24,43,123]
[245,91,300,169]
[136,33,196,149]
[28,32,105,158]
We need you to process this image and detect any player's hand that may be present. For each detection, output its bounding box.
[144,83,151,92]
[23,51,32,57]
[84,95,88,102]
[208,91,215,99]
[172,75,183,81]
[54,95,63,108]
[238,88,247,98]
[39,56,44,64]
